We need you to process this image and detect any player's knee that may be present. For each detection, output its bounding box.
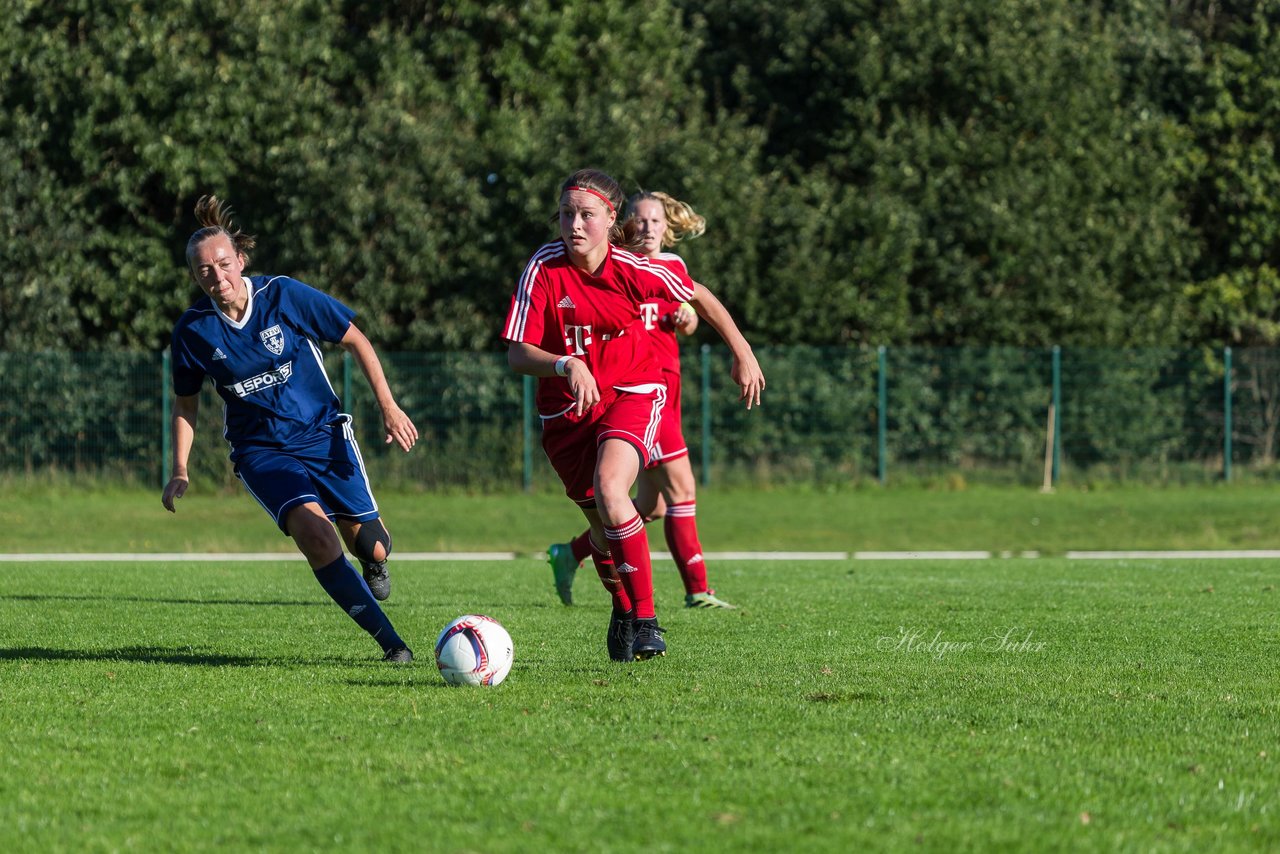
[353,519,392,565]
[286,506,342,564]
[633,496,664,523]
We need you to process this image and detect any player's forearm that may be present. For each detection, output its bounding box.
[507,342,579,378]
[342,326,399,411]
[688,283,755,361]
[355,351,398,411]
[170,397,198,478]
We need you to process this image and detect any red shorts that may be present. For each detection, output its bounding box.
[648,370,688,469]
[541,384,666,507]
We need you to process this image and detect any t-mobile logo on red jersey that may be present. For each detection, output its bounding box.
[639,302,660,330]
[563,324,593,355]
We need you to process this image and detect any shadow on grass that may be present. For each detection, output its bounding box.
[2,593,318,607]
[0,645,279,667]
[4,594,565,609]
[0,645,430,669]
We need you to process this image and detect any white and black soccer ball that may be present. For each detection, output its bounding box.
[433,615,514,686]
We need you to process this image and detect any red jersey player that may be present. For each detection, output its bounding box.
[547,191,739,610]
[504,169,764,663]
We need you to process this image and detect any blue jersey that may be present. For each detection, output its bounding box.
[170,275,356,457]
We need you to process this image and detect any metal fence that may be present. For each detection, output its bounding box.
[0,346,1263,489]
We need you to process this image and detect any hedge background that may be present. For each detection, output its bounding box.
[4,1,1279,355]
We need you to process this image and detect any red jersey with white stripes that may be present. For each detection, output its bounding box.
[503,240,695,416]
[638,252,688,376]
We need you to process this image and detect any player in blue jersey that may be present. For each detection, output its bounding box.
[161,195,418,663]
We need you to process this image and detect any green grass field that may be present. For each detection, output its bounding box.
[1,486,1278,851]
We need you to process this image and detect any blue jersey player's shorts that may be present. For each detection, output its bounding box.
[234,415,380,534]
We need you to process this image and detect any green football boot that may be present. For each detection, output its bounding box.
[547,542,579,606]
[685,590,737,610]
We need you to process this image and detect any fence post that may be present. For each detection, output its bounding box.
[161,350,171,486]
[877,345,887,485]
[1051,345,1061,485]
[700,343,712,488]
[522,374,534,492]
[1223,346,1232,482]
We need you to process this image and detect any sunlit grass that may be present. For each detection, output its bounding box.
[1,557,1275,851]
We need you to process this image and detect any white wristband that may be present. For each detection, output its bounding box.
[554,356,571,377]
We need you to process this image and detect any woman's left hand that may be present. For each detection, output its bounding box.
[732,350,766,410]
[382,404,419,452]
[668,303,698,334]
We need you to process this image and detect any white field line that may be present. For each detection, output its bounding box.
[854,550,992,560]
[652,551,848,561]
[1065,549,1280,559]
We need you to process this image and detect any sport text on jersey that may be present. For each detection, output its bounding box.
[230,362,294,397]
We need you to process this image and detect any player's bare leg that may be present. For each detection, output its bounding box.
[633,471,667,522]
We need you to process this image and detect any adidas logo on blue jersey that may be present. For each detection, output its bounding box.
[557,296,576,309]
[212,347,227,360]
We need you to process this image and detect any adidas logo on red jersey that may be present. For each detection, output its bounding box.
[557,295,576,309]
[616,562,638,574]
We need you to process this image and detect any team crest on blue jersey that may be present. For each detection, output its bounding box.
[260,324,285,356]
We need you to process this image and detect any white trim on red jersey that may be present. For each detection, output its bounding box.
[611,246,695,303]
[504,241,566,343]
[654,252,688,273]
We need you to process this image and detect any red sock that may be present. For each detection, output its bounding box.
[570,530,592,564]
[606,514,656,619]
[664,501,708,595]
[589,537,632,613]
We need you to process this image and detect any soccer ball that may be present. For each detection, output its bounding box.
[433,615,514,686]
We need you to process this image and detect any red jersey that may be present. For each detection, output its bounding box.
[637,252,689,376]
[503,240,695,416]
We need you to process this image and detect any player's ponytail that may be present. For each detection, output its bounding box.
[186,195,257,269]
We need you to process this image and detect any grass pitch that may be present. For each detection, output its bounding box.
[6,481,1280,554]
[1,556,1275,851]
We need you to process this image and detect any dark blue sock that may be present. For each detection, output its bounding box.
[312,556,406,652]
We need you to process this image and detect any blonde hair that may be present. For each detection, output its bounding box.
[626,191,706,248]
[186,195,257,269]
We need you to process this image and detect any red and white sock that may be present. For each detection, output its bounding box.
[664,501,709,596]
[589,536,632,614]
[605,514,656,619]
[570,530,592,564]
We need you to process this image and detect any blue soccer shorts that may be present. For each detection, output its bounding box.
[234,417,380,535]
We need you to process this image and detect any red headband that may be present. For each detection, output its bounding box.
[564,185,616,214]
